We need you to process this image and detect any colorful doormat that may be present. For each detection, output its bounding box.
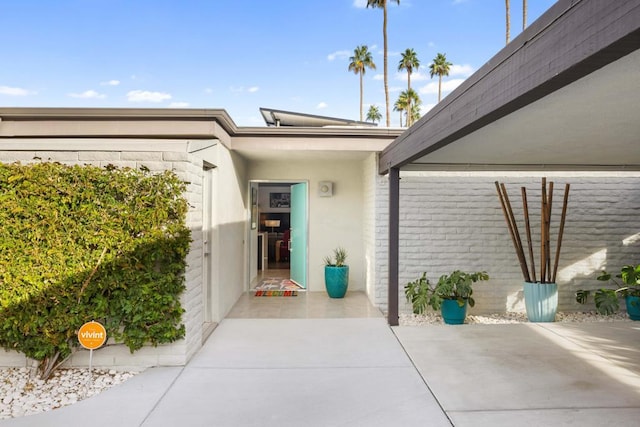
[254,278,303,296]
[255,290,298,297]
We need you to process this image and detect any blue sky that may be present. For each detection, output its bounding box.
[0,0,557,127]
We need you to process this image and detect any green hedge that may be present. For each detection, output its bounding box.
[0,162,191,377]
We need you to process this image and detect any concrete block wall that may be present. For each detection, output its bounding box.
[374,171,640,315]
[0,150,205,368]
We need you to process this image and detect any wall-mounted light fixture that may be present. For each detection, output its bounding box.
[319,181,333,197]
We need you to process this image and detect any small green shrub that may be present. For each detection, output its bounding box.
[0,162,191,378]
[405,270,490,314]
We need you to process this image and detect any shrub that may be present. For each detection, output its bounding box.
[0,162,191,379]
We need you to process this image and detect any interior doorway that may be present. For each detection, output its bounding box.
[250,180,308,289]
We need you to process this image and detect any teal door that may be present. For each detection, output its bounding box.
[290,182,308,288]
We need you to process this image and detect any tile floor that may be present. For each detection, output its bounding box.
[234,268,383,319]
[228,290,383,319]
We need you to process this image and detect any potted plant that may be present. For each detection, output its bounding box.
[324,247,349,298]
[576,264,640,320]
[495,178,570,322]
[404,270,489,324]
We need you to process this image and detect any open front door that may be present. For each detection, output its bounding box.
[290,182,307,288]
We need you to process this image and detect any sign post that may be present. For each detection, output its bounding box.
[78,321,107,391]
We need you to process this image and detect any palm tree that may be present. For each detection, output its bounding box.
[348,45,376,122]
[429,53,452,103]
[366,105,382,123]
[408,93,422,125]
[394,89,420,127]
[398,48,420,126]
[367,0,400,127]
[393,96,406,127]
[505,0,511,44]
[523,0,527,31]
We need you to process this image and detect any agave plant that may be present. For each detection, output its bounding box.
[324,247,348,267]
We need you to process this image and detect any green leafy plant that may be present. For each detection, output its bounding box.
[0,162,191,379]
[405,270,489,314]
[324,247,348,267]
[576,264,640,315]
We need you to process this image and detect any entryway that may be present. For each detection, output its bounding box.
[249,180,308,291]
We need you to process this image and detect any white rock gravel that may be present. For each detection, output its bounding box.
[0,367,138,420]
[400,310,632,326]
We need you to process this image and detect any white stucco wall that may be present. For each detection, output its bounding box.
[248,158,367,293]
[374,171,640,315]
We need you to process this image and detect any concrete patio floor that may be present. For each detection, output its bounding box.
[394,321,640,426]
[2,291,639,426]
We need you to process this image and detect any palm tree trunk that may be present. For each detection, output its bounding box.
[505,0,511,44]
[406,73,411,126]
[359,72,364,122]
[383,2,390,127]
[523,0,527,31]
[438,75,442,103]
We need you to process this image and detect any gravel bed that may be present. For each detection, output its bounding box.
[400,310,632,326]
[0,367,139,420]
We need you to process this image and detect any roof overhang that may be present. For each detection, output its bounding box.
[260,107,376,127]
[379,0,640,174]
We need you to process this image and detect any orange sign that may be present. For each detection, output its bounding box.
[78,321,107,350]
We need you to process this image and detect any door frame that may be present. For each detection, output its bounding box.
[247,179,309,290]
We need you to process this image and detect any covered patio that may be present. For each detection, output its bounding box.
[380,0,640,325]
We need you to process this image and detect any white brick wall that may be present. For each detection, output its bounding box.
[0,150,205,368]
[374,172,640,315]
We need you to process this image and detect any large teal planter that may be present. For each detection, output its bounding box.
[324,266,349,298]
[523,282,558,322]
[625,296,640,321]
[441,299,468,325]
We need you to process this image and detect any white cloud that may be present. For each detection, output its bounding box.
[419,78,466,95]
[450,64,475,77]
[68,90,106,99]
[353,0,367,8]
[169,102,189,108]
[0,85,34,96]
[229,86,259,93]
[327,50,350,61]
[100,80,120,86]
[394,70,430,82]
[317,102,328,109]
[204,88,213,94]
[127,90,172,102]
[373,73,384,80]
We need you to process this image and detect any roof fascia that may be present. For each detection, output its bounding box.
[0,107,239,136]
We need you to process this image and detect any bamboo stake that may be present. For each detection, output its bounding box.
[540,178,547,283]
[552,183,570,282]
[501,183,530,282]
[546,181,554,282]
[521,187,536,283]
[495,182,530,282]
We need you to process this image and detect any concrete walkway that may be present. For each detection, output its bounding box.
[3,319,640,426]
[2,318,450,427]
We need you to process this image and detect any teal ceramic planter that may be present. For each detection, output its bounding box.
[441,299,467,325]
[523,282,558,322]
[625,296,640,321]
[324,266,349,298]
